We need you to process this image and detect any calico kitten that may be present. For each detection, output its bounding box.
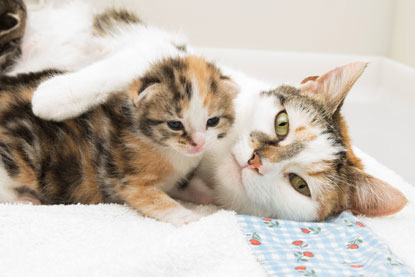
[0,55,237,226]
[185,62,408,221]
[0,0,26,72]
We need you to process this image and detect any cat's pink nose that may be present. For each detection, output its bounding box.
[248,151,262,170]
[191,132,206,152]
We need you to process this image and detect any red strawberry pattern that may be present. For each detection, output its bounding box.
[239,213,410,276]
[347,237,363,250]
[264,219,280,228]
[292,240,303,246]
[247,232,262,246]
[301,228,310,234]
[294,251,315,262]
[356,222,365,228]
[303,251,314,257]
[300,227,321,234]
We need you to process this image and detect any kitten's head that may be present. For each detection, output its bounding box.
[129,56,238,156]
[217,62,408,221]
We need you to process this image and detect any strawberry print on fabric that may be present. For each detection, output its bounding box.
[237,212,413,276]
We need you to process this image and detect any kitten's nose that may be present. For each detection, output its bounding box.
[191,132,206,152]
[248,151,262,170]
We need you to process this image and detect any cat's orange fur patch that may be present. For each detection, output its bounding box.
[295,126,317,142]
[338,115,364,169]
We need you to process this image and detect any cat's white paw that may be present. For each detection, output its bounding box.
[32,74,92,121]
[169,177,216,205]
[161,208,203,227]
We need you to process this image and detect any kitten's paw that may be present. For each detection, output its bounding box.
[162,208,203,227]
[32,75,92,121]
[169,177,216,205]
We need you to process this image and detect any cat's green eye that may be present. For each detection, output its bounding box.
[289,174,311,197]
[275,111,289,137]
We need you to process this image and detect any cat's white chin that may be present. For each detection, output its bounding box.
[225,154,246,189]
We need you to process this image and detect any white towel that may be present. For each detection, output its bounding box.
[0,147,413,276]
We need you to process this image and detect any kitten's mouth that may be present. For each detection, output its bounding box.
[186,147,204,156]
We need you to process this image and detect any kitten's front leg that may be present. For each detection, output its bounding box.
[117,183,202,227]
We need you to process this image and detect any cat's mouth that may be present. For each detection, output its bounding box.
[230,153,262,189]
[232,154,263,175]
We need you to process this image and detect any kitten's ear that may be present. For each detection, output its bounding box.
[348,166,408,217]
[128,79,160,106]
[299,62,367,116]
[219,77,240,98]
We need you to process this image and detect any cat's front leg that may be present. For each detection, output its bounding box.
[168,176,216,205]
[117,183,202,227]
[31,46,144,121]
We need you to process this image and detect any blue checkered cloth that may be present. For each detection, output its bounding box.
[237,212,413,276]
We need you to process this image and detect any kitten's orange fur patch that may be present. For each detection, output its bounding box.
[186,56,215,108]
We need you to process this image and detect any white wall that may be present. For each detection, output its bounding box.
[390,0,415,67]
[75,0,413,67]
[113,0,395,55]
[28,0,415,66]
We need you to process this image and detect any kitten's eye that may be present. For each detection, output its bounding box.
[167,121,183,131]
[289,173,311,197]
[207,117,220,127]
[275,111,289,137]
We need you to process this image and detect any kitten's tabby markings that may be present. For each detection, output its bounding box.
[129,56,236,152]
[0,56,237,226]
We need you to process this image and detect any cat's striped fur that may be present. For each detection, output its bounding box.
[0,56,236,226]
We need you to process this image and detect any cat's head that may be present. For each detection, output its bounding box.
[129,56,238,156]
[216,62,408,221]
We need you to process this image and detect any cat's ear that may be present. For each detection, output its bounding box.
[219,76,240,98]
[128,79,160,106]
[299,62,367,116]
[348,166,408,217]
[0,13,20,37]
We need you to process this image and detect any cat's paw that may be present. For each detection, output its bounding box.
[169,177,216,205]
[162,208,203,227]
[32,74,93,121]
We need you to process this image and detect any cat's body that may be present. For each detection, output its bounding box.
[1,2,407,221]
[0,55,236,226]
